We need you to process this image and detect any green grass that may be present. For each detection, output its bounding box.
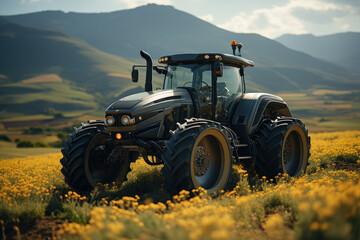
[303,117,360,132]
[0,200,46,231]
[0,128,67,160]
[0,114,54,122]
[0,81,100,120]
[0,145,60,160]
[0,82,96,105]
[279,89,360,131]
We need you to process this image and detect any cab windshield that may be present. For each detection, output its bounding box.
[163,64,212,90]
[163,63,243,121]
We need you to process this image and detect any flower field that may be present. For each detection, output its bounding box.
[0,131,359,239]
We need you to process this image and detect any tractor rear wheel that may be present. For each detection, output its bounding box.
[161,118,233,195]
[253,118,310,179]
[60,121,131,192]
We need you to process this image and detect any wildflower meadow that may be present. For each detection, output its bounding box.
[0,131,359,239]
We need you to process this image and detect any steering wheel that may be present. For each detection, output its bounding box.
[183,81,210,88]
[183,81,210,102]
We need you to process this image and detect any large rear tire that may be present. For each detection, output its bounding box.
[161,119,233,195]
[253,118,310,179]
[60,121,131,192]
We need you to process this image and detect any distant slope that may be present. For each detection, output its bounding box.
[4,4,360,92]
[276,32,360,72]
[0,17,139,118]
[337,52,360,72]
[0,82,98,115]
[0,17,135,90]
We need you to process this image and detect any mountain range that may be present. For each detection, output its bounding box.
[276,32,360,72]
[1,4,360,118]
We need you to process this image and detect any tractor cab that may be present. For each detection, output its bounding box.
[131,41,254,123]
[158,49,254,123]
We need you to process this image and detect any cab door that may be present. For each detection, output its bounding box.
[191,64,213,119]
[215,65,244,122]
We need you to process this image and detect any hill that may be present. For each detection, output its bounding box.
[3,4,360,93]
[276,32,360,72]
[0,17,138,119]
[1,4,360,127]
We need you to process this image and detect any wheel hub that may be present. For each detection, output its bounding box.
[89,142,127,183]
[92,146,107,170]
[194,146,209,176]
[283,140,292,164]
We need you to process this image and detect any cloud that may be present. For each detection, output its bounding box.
[218,0,356,38]
[20,0,51,3]
[340,24,350,31]
[119,0,172,8]
[293,8,348,24]
[199,14,214,23]
[325,0,360,8]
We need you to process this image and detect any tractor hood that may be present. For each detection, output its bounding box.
[106,89,191,112]
[105,88,193,138]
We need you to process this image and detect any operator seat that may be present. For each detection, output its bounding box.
[217,82,230,97]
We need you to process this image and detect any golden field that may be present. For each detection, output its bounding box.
[0,131,359,240]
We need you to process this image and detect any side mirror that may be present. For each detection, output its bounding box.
[214,61,223,77]
[132,69,139,82]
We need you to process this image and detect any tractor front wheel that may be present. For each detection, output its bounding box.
[161,118,233,195]
[60,121,131,192]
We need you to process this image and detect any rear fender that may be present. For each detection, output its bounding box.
[231,93,291,136]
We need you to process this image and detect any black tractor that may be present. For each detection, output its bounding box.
[60,41,310,195]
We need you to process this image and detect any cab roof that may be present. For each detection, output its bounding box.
[158,53,254,68]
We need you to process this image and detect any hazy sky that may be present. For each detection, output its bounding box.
[0,0,359,38]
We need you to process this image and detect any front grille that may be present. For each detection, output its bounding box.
[113,114,122,126]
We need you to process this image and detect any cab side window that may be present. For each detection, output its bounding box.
[216,66,243,122]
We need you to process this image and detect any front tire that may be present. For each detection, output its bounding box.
[161,119,233,195]
[253,118,310,179]
[60,121,131,192]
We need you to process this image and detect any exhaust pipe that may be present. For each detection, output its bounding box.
[140,50,153,92]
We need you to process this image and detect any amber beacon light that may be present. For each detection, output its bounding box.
[231,41,237,55]
[231,40,243,56]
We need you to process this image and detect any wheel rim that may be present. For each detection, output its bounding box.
[85,133,126,186]
[190,128,230,191]
[283,129,303,176]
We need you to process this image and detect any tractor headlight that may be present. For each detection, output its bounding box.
[105,116,115,125]
[121,115,135,125]
[121,115,129,125]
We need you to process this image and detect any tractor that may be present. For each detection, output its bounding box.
[60,41,310,195]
